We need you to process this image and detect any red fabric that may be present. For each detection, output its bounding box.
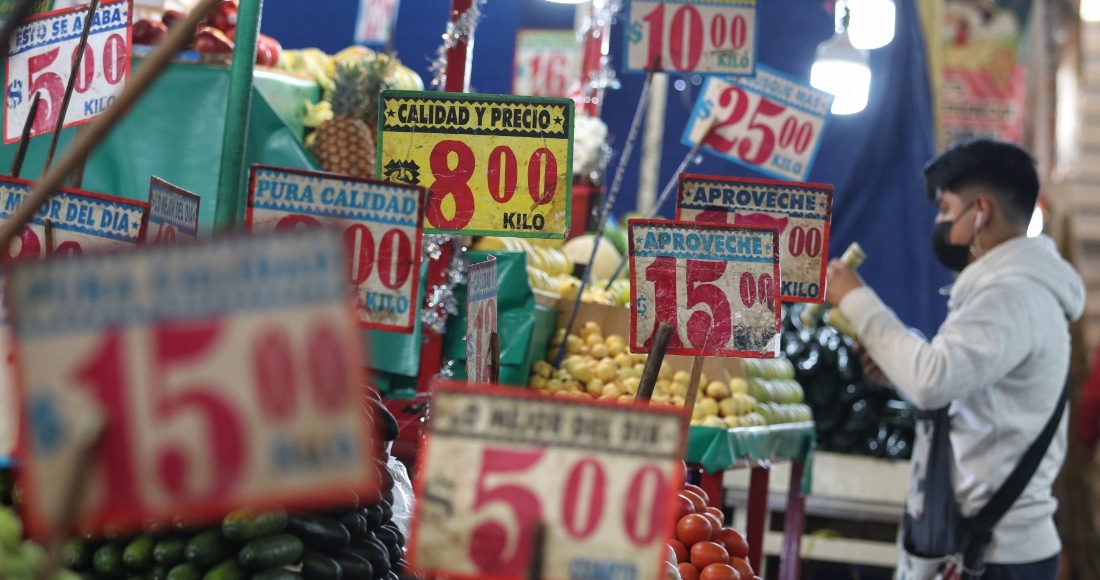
[1075,344,1100,450]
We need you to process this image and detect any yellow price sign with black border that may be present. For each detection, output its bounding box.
[377,91,573,238]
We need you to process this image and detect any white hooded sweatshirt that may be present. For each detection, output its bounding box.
[838,234,1086,564]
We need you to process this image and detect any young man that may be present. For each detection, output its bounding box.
[825,138,1085,579]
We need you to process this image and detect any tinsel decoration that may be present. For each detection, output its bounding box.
[420,236,467,335]
[429,0,488,89]
[575,0,622,102]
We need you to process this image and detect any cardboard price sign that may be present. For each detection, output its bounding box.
[5,0,132,143]
[9,229,379,538]
[677,174,832,303]
[682,65,833,182]
[628,219,780,358]
[377,91,573,238]
[146,177,199,243]
[465,256,497,384]
[513,29,577,98]
[410,381,685,580]
[625,0,757,75]
[246,166,425,333]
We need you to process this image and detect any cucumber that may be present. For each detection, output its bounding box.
[336,513,368,539]
[186,530,231,568]
[150,566,169,580]
[63,539,92,569]
[223,509,289,543]
[380,524,404,548]
[251,569,304,580]
[353,537,390,577]
[376,500,392,526]
[238,534,304,570]
[371,401,399,442]
[361,506,382,530]
[167,563,202,580]
[154,538,187,566]
[204,559,243,580]
[300,550,342,580]
[286,515,350,551]
[123,535,155,569]
[331,550,371,580]
[93,543,125,577]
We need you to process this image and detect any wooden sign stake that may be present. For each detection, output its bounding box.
[683,355,705,425]
[488,331,500,385]
[36,417,104,580]
[43,219,53,257]
[635,322,674,403]
[41,0,100,175]
[525,521,547,580]
[0,0,223,250]
[9,92,40,178]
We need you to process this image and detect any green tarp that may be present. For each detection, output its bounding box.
[685,422,816,494]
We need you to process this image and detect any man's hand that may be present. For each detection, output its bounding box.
[825,259,865,306]
[853,343,890,386]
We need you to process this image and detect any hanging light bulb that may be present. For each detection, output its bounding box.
[846,0,896,49]
[811,5,871,115]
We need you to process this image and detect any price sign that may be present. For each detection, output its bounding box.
[513,29,576,98]
[628,219,779,358]
[377,91,573,238]
[246,166,425,333]
[410,381,685,580]
[9,229,379,538]
[624,0,757,75]
[146,177,199,244]
[465,256,497,384]
[4,0,132,143]
[354,0,400,45]
[677,174,832,303]
[681,65,833,182]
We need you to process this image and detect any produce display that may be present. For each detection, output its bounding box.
[669,478,760,580]
[474,235,631,305]
[133,0,284,66]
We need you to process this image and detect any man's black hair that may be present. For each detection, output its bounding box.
[922,138,1039,223]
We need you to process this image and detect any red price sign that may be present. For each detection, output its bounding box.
[377,91,573,238]
[677,174,832,303]
[410,381,685,580]
[466,256,497,384]
[513,29,576,98]
[146,177,199,244]
[681,65,833,182]
[246,166,425,333]
[628,219,780,358]
[8,230,379,538]
[4,0,132,143]
[625,0,756,75]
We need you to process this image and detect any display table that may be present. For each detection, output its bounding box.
[685,422,816,580]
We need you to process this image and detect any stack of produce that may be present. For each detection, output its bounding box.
[133,1,284,66]
[474,236,631,306]
[669,479,759,580]
[782,305,915,459]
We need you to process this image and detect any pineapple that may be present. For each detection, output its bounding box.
[312,61,377,178]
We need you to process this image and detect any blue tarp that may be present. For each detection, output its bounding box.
[261,0,952,337]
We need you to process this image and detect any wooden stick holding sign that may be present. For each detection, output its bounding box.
[525,522,546,580]
[636,322,674,403]
[41,0,101,175]
[9,93,40,178]
[488,332,500,385]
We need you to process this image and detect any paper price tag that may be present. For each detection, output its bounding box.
[9,229,379,538]
[146,177,199,243]
[677,174,832,303]
[465,256,497,384]
[624,0,757,75]
[628,219,780,358]
[410,381,685,580]
[5,0,132,143]
[513,29,577,98]
[377,91,573,238]
[682,65,833,182]
[247,166,425,333]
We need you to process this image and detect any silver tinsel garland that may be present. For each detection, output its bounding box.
[576,0,622,101]
[420,235,467,336]
[429,0,488,89]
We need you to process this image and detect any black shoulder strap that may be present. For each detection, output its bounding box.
[973,374,1069,530]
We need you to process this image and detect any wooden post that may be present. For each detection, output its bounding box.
[9,93,40,178]
[525,521,546,580]
[41,0,100,175]
[635,322,673,402]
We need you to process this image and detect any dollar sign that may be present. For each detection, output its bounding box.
[637,295,648,317]
[697,99,713,120]
[627,22,642,44]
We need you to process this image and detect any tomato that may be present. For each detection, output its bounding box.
[676,514,713,547]
[678,563,701,580]
[705,506,726,526]
[675,494,696,519]
[700,563,741,580]
[684,483,710,504]
[729,557,754,580]
[682,489,708,513]
[690,541,730,570]
[670,540,689,564]
[702,513,723,540]
[719,528,750,560]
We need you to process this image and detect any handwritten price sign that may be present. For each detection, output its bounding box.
[410,381,685,580]
[377,91,573,238]
[513,29,576,98]
[466,256,497,384]
[629,219,780,358]
[682,65,833,182]
[625,0,756,75]
[147,177,199,244]
[677,174,832,303]
[9,230,379,538]
[247,166,425,333]
[4,0,132,143]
